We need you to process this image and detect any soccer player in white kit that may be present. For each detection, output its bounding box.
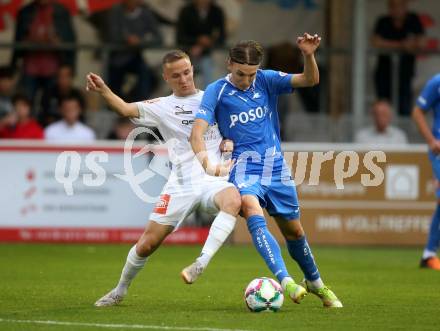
[87,50,240,307]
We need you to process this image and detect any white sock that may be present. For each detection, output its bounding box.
[281,277,294,291]
[423,249,437,260]
[115,245,147,296]
[196,211,236,268]
[309,277,324,289]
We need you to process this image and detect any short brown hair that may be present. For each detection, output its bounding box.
[162,50,190,66]
[229,40,264,65]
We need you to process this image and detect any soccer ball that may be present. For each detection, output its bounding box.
[244,277,284,312]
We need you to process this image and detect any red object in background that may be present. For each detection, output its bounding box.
[0,0,121,31]
[35,0,122,16]
[0,120,44,139]
[0,0,24,30]
[426,38,439,50]
[419,13,435,29]
[56,0,79,15]
[0,227,210,244]
[87,0,121,13]
[26,169,35,182]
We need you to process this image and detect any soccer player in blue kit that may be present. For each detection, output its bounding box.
[412,72,440,270]
[189,34,342,307]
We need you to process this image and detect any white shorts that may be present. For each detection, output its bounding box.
[149,177,235,228]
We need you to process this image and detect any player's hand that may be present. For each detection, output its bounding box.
[220,139,234,153]
[297,33,321,55]
[429,139,440,154]
[207,159,234,177]
[86,72,107,94]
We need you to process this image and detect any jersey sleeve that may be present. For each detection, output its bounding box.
[131,99,162,126]
[195,82,221,125]
[416,75,440,112]
[261,69,294,95]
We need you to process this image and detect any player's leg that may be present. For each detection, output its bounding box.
[94,220,173,307]
[266,176,342,307]
[421,153,440,270]
[421,199,440,270]
[241,193,307,304]
[95,184,197,306]
[181,184,241,283]
[273,216,342,308]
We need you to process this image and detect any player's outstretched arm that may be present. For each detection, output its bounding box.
[291,33,321,88]
[190,119,232,176]
[86,72,139,118]
[412,106,440,153]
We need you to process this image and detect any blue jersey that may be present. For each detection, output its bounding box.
[196,69,293,171]
[416,73,440,139]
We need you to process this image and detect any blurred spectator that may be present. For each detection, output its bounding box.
[177,0,225,88]
[266,41,321,140]
[0,66,16,120]
[107,0,163,102]
[107,117,136,140]
[11,0,76,103]
[39,64,85,127]
[372,0,425,116]
[44,95,95,142]
[354,100,408,144]
[0,94,44,139]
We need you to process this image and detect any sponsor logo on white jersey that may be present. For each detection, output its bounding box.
[175,105,192,115]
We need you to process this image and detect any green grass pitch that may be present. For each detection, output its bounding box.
[1,243,439,331]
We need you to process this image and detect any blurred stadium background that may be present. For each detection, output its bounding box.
[1,1,440,330]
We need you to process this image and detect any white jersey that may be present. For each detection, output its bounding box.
[132,90,223,184]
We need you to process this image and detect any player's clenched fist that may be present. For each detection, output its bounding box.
[297,33,321,56]
[86,72,107,94]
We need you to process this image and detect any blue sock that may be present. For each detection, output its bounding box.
[247,215,290,283]
[426,204,440,253]
[286,236,320,281]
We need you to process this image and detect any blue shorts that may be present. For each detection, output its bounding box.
[429,151,440,198]
[229,164,300,220]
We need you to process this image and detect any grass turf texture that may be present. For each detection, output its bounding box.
[1,244,439,331]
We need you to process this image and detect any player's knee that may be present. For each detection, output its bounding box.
[218,188,241,215]
[241,200,261,218]
[224,193,241,215]
[284,228,305,240]
[281,220,305,240]
[136,233,161,256]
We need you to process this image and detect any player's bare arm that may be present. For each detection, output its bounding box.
[412,106,440,153]
[291,33,320,88]
[86,72,139,118]
[190,118,233,176]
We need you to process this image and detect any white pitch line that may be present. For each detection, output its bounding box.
[0,318,255,331]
